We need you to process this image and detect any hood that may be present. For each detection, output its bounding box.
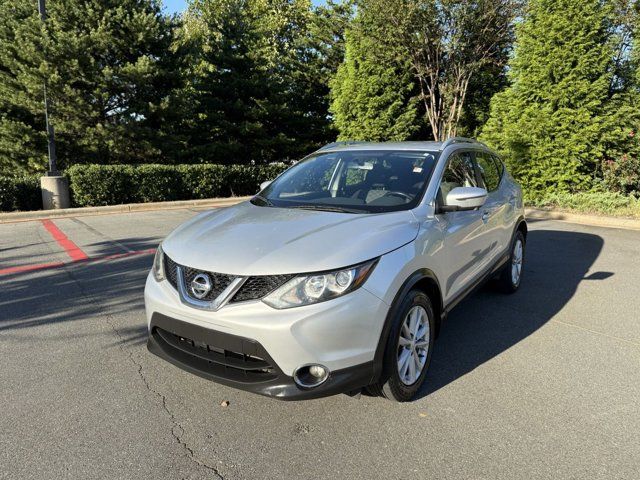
[162,201,419,275]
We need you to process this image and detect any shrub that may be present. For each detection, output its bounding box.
[67,164,138,206]
[67,163,289,207]
[134,164,186,203]
[528,191,640,218]
[177,164,227,199]
[602,155,640,196]
[1,163,290,211]
[0,175,41,212]
[0,176,15,211]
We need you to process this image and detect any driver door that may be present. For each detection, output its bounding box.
[436,151,492,304]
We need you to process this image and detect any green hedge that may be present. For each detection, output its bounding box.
[0,175,41,212]
[67,163,289,207]
[0,163,289,211]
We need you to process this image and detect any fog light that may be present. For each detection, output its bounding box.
[293,364,329,388]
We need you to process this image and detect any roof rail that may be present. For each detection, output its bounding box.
[440,137,481,150]
[317,141,370,151]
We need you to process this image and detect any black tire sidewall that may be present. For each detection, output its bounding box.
[501,230,525,292]
[381,290,435,401]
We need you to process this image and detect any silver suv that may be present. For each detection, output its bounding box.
[145,138,526,402]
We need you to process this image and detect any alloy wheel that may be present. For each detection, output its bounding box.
[511,238,523,286]
[397,305,430,385]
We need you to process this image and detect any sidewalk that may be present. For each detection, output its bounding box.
[0,196,251,223]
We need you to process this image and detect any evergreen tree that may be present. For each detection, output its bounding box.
[286,0,354,150]
[178,0,272,164]
[329,2,419,141]
[481,0,619,194]
[0,1,44,173]
[178,0,348,164]
[0,0,179,175]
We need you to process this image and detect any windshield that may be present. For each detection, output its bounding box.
[253,150,439,213]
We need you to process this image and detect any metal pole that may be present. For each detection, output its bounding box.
[38,0,59,176]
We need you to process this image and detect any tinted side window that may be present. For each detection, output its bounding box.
[476,152,500,192]
[439,151,477,200]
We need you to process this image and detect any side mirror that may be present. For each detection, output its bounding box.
[259,180,272,191]
[440,186,487,212]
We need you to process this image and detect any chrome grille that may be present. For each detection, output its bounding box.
[181,266,235,302]
[163,253,294,305]
[164,253,234,302]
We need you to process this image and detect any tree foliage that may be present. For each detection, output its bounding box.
[0,0,178,174]
[175,0,352,164]
[480,0,636,195]
[329,1,419,141]
[330,0,518,142]
[1,0,640,204]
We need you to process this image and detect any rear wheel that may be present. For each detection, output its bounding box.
[367,290,435,402]
[498,230,525,293]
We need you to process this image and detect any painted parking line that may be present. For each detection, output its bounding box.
[0,218,156,278]
[0,262,65,276]
[41,219,89,261]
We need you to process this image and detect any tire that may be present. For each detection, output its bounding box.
[367,290,435,402]
[498,230,525,294]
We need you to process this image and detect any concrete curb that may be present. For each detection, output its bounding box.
[2,199,639,231]
[525,207,640,231]
[0,197,250,223]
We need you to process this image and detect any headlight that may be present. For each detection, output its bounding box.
[152,244,165,282]
[262,259,377,309]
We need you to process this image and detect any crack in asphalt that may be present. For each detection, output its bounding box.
[46,238,225,480]
[106,312,225,480]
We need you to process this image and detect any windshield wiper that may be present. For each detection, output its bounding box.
[289,204,364,214]
[251,195,274,207]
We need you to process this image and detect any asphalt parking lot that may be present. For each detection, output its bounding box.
[1,208,639,480]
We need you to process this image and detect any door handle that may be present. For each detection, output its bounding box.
[482,210,490,223]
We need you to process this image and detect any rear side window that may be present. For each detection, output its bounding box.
[492,154,504,177]
[476,152,501,192]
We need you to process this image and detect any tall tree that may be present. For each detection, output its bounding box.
[290,0,355,147]
[392,0,519,141]
[481,0,621,194]
[329,1,420,141]
[0,0,179,175]
[178,0,350,164]
[329,0,518,142]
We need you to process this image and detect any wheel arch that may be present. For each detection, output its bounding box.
[516,216,528,240]
[371,268,443,382]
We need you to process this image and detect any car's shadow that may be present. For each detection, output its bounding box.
[0,238,158,346]
[416,227,610,399]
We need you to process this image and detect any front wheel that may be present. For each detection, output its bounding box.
[498,230,525,293]
[367,290,435,402]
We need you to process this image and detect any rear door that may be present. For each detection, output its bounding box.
[475,151,509,258]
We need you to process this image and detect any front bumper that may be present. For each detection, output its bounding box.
[147,313,374,400]
[144,272,390,399]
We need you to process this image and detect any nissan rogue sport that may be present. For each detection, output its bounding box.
[145,138,527,402]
